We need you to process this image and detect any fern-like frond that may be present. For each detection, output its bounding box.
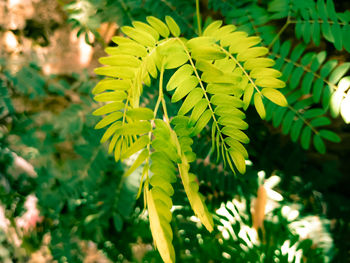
[209,0,277,44]
[92,16,288,260]
[146,120,178,263]
[270,40,350,112]
[265,91,340,153]
[268,0,350,51]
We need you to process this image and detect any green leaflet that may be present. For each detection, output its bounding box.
[95,112,123,129]
[254,93,266,119]
[319,130,341,143]
[218,116,248,130]
[178,157,214,232]
[221,127,250,144]
[196,59,223,76]
[92,79,131,94]
[124,149,149,177]
[126,108,154,120]
[121,135,150,159]
[250,68,282,79]
[146,16,170,38]
[228,149,246,174]
[171,76,198,102]
[99,55,141,67]
[243,84,254,110]
[146,186,175,263]
[117,121,152,135]
[210,94,244,108]
[94,66,136,79]
[150,175,174,196]
[261,88,288,106]
[186,37,216,50]
[94,91,127,102]
[191,109,211,136]
[190,46,226,60]
[132,21,160,41]
[256,77,286,89]
[106,43,147,57]
[203,20,223,36]
[92,102,124,116]
[166,64,193,91]
[178,88,203,115]
[237,47,269,61]
[189,99,208,125]
[301,126,312,150]
[100,122,122,143]
[244,58,275,70]
[121,26,156,47]
[224,138,248,158]
[165,16,180,37]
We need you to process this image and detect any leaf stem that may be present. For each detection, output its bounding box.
[287,105,319,134]
[196,0,202,36]
[268,20,290,49]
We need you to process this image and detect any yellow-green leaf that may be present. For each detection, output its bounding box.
[256,77,286,89]
[124,149,149,177]
[243,84,254,110]
[237,47,269,61]
[221,127,250,144]
[92,102,124,116]
[210,94,244,108]
[126,108,154,120]
[146,16,170,38]
[195,60,223,76]
[220,31,249,47]
[118,121,152,135]
[218,116,248,130]
[165,16,180,37]
[94,66,135,78]
[151,187,173,209]
[100,122,122,143]
[92,79,131,94]
[106,43,147,57]
[99,55,141,67]
[250,68,282,79]
[191,109,212,136]
[203,20,223,36]
[146,186,175,263]
[229,149,246,174]
[150,175,174,196]
[164,51,188,69]
[171,76,198,102]
[244,58,275,70]
[254,93,266,119]
[224,138,248,158]
[121,135,150,159]
[178,88,203,115]
[167,64,193,91]
[94,91,127,102]
[95,112,123,129]
[132,21,159,41]
[121,26,156,47]
[178,159,214,232]
[186,36,216,50]
[261,88,287,106]
[191,46,226,60]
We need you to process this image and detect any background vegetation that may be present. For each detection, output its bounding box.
[0,0,349,262]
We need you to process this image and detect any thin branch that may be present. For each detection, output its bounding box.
[196,0,202,36]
